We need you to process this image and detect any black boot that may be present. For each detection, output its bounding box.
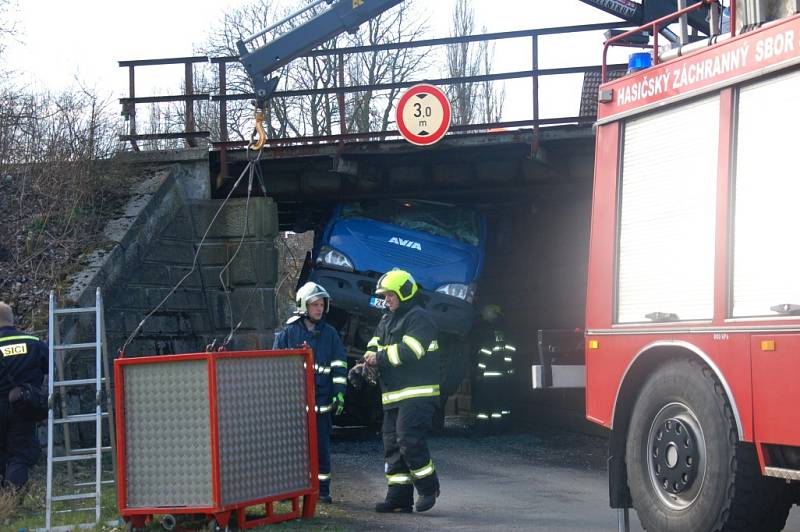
[375,484,413,513]
[414,489,440,512]
[374,500,413,513]
[414,471,440,513]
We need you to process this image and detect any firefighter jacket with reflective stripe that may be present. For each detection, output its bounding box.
[0,326,49,396]
[372,303,439,407]
[272,317,347,411]
[476,329,516,378]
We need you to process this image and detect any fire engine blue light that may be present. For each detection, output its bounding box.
[628,52,653,73]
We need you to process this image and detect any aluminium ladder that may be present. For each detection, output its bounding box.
[45,288,115,531]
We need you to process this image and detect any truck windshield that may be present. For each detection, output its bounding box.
[340,200,480,246]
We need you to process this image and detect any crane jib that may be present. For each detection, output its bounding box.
[237,0,404,88]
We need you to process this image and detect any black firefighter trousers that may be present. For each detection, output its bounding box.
[382,397,440,504]
[0,399,38,489]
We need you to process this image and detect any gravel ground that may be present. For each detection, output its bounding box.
[317,418,800,532]
[323,419,618,531]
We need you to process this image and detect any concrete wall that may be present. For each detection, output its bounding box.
[53,161,278,447]
[67,163,279,358]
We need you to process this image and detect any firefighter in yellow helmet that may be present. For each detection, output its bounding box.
[363,269,440,513]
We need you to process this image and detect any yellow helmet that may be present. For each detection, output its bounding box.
[375,269,417,302]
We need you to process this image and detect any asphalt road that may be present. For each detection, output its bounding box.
[321,420,800,531]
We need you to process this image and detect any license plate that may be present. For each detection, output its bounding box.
[369,297,386,309]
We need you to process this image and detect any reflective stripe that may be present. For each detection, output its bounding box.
[315,404,333,413]
[1,343,28,356]
[318,473,331,481]
[477,413,489,419]
[492,346,503,352]
[428,340,439,351]
[477,363,486,369]
[0,335,39,343]
[314,364,331,374]
[491,413,502,419]
[501,410,511,415]
[332,376,347,385]
[331,360,347,368]
[382,385,440,404]
[480,348,492,356]
[367,336,380,348]
[386,473,412,485]
[504,357,513,362]
[402,335,425,359]
[410,460,435,479]
[483,371,503,377]
[505,344,517,351]
[387,344,401,366]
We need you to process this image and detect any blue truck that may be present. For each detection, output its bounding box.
[305,198,486,424]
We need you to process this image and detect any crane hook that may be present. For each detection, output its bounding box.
[249,107,267,151]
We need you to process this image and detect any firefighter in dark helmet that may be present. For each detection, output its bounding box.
[364,269,441,513]
[472,304,516,431]
[273,282,346,504]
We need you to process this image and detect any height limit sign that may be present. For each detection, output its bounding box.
[396,84,451,146]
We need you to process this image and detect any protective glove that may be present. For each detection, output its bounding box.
[332,392,345,416]
[8,386,24,403]
[348,362,380,390]
[348,364,367,390]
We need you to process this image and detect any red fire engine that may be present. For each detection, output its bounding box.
[587,1,800,530]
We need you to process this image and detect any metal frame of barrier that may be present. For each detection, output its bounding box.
[114,348,318,530]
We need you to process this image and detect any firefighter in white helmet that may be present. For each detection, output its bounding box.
[364,269,441,514]
[273,282,347,504]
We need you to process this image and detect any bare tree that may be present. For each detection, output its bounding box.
[196,0,429,140]
[0,85,128,328]
[446,0,481,126]
[0,0,18,80]
[478,39,505,123]
[344,2,430,134]
[445,0,504,126]
[196,0,285,141]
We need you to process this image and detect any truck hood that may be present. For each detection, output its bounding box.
[326,218,482,289]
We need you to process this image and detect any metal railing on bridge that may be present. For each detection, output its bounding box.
[118,21,629,154]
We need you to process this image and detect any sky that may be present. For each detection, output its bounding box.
[2,0,627,122]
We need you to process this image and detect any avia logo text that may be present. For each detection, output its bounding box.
[389,237,422,250]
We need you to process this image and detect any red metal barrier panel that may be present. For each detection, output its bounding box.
[114,349,318,529]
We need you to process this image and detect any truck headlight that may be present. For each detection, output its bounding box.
[316,246,354,272]
[435,283,476,303]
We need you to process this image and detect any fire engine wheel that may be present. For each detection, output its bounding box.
[626,358,792,532]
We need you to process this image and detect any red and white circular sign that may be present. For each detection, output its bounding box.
[396,84,451,146]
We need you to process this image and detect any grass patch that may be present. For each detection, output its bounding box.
[3,464,120,531]
[6,464,357,531]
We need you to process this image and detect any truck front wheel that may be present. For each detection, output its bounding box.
[626,358,792,532]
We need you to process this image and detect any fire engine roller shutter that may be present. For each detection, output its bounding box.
[732,69,800,317]
[617,96,719,323]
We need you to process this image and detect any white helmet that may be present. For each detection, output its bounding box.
[296,282,330,316]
